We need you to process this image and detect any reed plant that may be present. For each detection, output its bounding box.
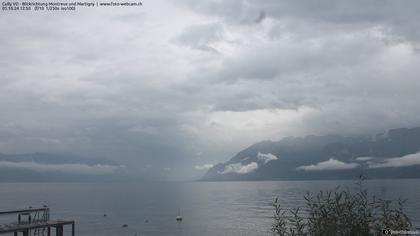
[272,176,411,236]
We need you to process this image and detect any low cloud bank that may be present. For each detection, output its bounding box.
[220,162,258,174]
[368,152,420,168]
[0,161,119,175]
[195,164,214,170]
[356,157,375,161]
[296,158,359,171]
[257,152,278,164]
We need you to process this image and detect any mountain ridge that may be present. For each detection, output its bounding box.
[201,127,420,181]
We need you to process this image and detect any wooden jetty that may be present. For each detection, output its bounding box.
[0,208,74,236]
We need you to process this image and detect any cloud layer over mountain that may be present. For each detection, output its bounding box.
[368,152,420,168]
[296,158,359,171]
[0,161,118,175]
[220,162,258,174]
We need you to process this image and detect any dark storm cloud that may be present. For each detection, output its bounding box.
[178,0,420,42]
[1,0,420,180]
[214,33,382,82]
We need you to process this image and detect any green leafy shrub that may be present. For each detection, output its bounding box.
[272,177,411,236]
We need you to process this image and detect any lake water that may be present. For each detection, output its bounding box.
[1,179,420,235]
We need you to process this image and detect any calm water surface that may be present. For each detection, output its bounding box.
[1,179,420,235]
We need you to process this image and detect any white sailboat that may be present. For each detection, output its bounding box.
[176,208,182,221]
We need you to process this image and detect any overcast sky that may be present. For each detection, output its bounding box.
[1,0,420,179]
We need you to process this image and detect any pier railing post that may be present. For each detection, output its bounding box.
[56,225,63,236]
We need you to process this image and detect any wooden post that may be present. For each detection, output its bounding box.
[72,222,75,236]
[23,230,29,236]
[47,227,51,236]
